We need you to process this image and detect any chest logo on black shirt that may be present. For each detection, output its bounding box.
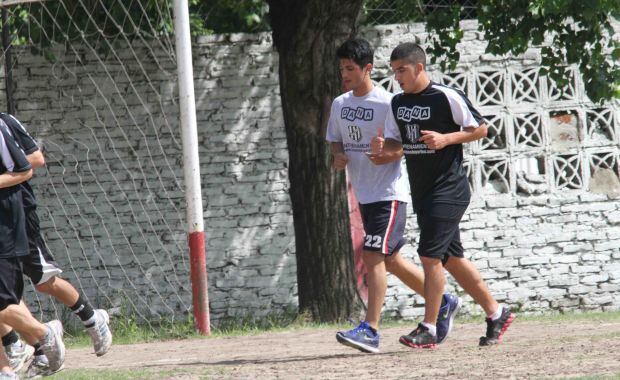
[397,106,430,122]
[405,124,420,142]
[347,125,362,142]
[341,106,374,122]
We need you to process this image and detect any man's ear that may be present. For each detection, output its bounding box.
[365,63,373,76]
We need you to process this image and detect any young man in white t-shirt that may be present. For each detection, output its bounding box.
[326,38,461,353]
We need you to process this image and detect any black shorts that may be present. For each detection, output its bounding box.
[359,200,407,255]
[0,188,28,258]
[0,257,24,311]
[416,202,468,264]
[21,205,62,285]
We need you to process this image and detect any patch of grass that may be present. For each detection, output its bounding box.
[63,314,202,348]
[48,368,196,379]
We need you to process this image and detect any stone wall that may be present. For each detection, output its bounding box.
[365,21,620,318]
[0,20,618,326]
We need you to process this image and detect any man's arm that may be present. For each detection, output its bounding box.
[330,142,348,171]
[419,123,488,150]
[0,168,33,189]
[27,150,45,169]
[367,127,403,165]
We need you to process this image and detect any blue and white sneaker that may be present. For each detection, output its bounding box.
[336,321,380,353]
[436,294,462,344]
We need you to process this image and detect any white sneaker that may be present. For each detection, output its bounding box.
[38,321,65,373]
[4,339,34,372]
[25,355,63,379]
[86,309,112,356]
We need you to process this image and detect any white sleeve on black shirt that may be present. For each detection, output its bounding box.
[433,85,483,129]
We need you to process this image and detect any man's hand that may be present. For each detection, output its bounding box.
[333,152,348,170]
[419,130,449,150]
[366,151,393,165]
[370,127,384,154]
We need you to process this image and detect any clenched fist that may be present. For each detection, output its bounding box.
[333,152,348,170]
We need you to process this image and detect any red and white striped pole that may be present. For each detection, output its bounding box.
[173,0,210,335]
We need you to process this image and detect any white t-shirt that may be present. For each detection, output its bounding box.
[326,86,409,204]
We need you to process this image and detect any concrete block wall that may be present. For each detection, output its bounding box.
[0,20,617,326]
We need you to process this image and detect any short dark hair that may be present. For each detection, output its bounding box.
[336,38,374,68]
[390,43,426,67]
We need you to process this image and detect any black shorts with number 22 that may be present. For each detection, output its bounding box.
[359,200,407,255]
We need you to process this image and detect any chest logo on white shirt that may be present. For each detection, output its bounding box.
[341,106,374,122]
[347,125,362,142]
[397,106,430,121]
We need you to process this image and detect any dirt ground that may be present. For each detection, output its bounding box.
[67,318,620,379]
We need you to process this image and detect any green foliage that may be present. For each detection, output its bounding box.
[192,0,270,34]
[11,0,178,46]
[425,0,620,102]
[362,0,427,24]
[6,0,267,50]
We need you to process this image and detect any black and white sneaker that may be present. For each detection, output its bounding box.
[479,307,515,346]
[86,309,112,356]
[399,323,437,349]
[4,338,34,372]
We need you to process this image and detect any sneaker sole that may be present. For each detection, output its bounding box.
[398,336,437,349]
[28,364,65,379]
[336,333,379,354]
[496,313,515,343]
[479,313,516,346]
[437,297,462,344]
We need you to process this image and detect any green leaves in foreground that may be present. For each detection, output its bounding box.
[425,0,620,103]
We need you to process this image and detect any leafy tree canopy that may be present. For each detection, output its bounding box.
[5,0,618,101]
[426,0,620,102]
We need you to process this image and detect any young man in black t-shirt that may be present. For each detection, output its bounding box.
[0,113,112,376]
[372,43,515,348]
[0,120,65,377]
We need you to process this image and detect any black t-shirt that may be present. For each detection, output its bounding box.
[0,120,32,258]
[0,113,39,209]
[384,81,484,209]
[0,120,31,182]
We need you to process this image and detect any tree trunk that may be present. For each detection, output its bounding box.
[267,0,364,322]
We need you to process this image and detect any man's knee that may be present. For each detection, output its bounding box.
[384,254,399,273]
[34,277,56,294]
[362,250,385,269]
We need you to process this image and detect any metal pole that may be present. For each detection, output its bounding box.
[172,0,209,335]
[2,7,15,115]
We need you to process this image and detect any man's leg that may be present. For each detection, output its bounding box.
[420,257,445,328]
[336,200,406,353]
[0,304,65,373]
[444,257,497,315]
[384,252,425,296]
[35,277,78,308]
[400,203,468,349]
[362,251,387,330]
[20,232,112,357]
[0,258,65,373]
[444,256,515,346]
[0,306,47,346]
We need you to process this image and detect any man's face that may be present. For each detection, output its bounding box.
[391,59,420,93]
[339,59,370,92]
